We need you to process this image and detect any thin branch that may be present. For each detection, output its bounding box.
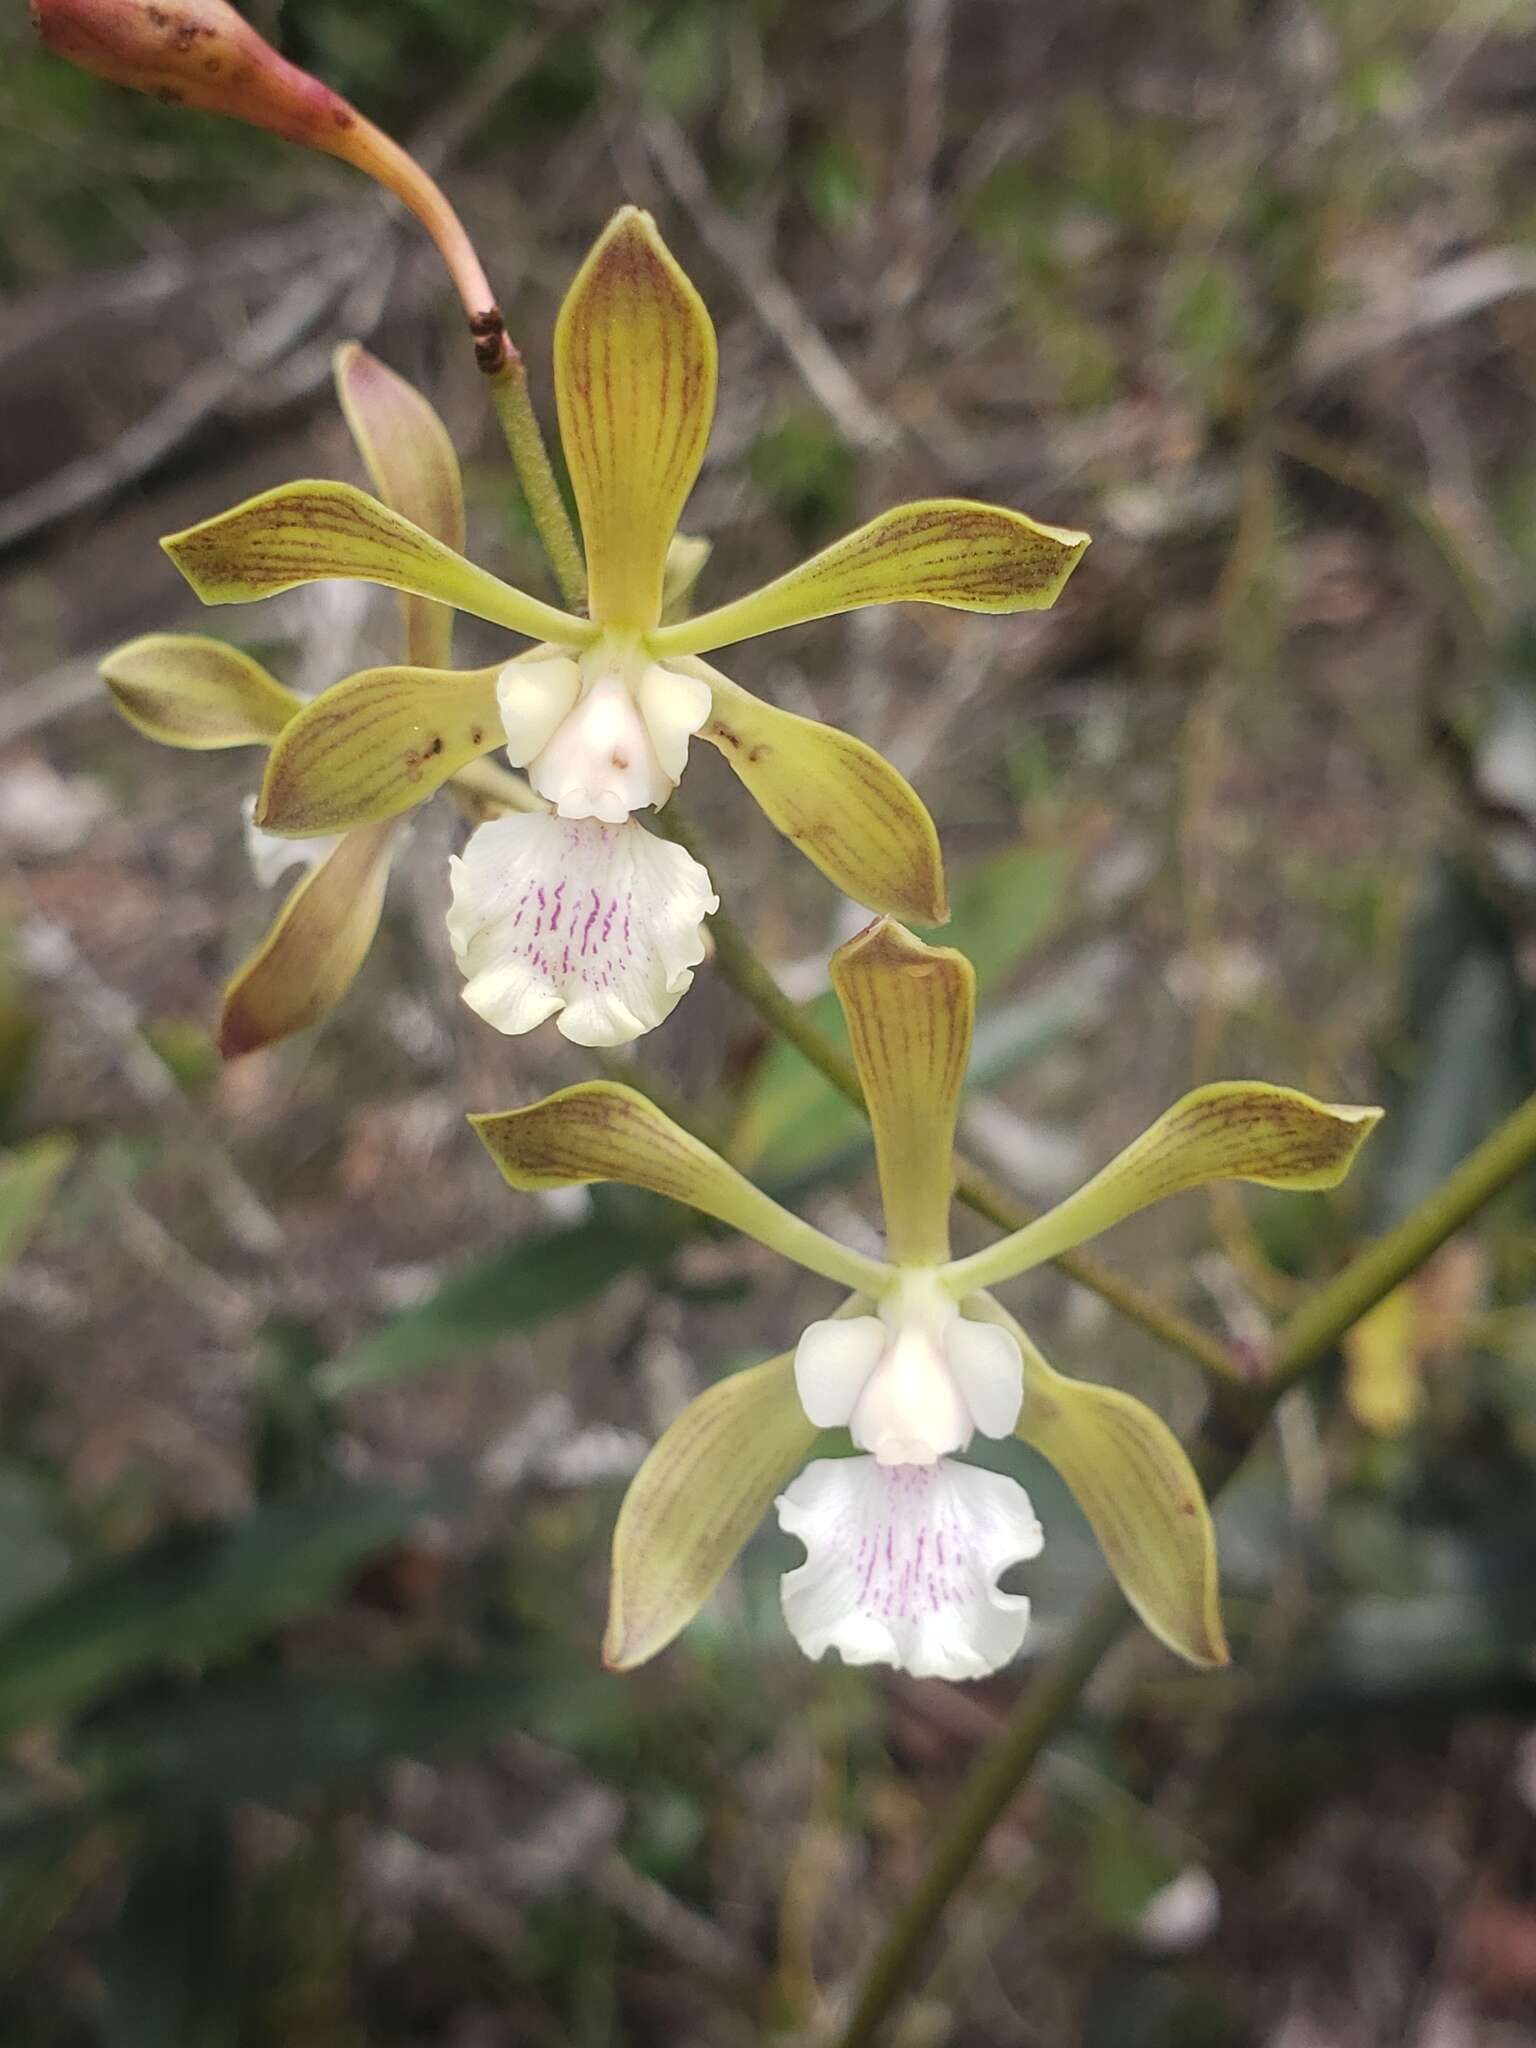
[0,233,384,555]
[13,897,283,1260]
[597,35,898,454]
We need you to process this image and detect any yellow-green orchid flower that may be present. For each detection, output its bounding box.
[470,920,1382,1682]
[156,207,1090,1048]
[101,344,533,1058]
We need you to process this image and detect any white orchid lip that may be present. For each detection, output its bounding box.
[446,809,717,1046]
[496,643,711,825]
[776,1456,1043,1681]
[792,1272,1025,1466]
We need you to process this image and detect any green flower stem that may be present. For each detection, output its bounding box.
[834,1584,1131,2048]
[485,356,588,616]
[833,1086,1536,2048]
[1267,1083,1536,1398]
[681,845,1245,1389]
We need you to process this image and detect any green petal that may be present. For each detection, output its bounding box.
[335,342,466,668]
[220,821,397,1058]
[652,499,1090,656]
[976,1298,1227,1668]
[830,921,974,1265]
[470,1083,889,1294]
[100,633,299,749]
[555,207,717,629]
[0,1135,75,1279]
[688,659,947,924]
[604,1353,816,1669]
[162,480,594,647]
[948,1083,1384,1296]
[661,533,713,622]
[255,664,504,836]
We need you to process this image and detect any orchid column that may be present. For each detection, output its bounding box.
[471,920,1381,1680]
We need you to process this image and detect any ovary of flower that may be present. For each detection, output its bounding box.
[794,1271,1025,1465]
[497,645,712,824]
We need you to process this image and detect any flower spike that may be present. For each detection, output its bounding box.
[142,208,1092,1038]
[473,923,1380,1679]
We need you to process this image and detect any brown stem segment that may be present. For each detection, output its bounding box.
[32,0,508,358]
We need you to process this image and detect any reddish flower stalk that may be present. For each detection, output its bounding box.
[31,0,514,370]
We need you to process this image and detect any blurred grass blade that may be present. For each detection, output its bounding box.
[317,1206,678,1396]
[0,1485,436,1737]
[71,1661,615,1817]
[101,1813,236,2048]
[0,1134,75,1278]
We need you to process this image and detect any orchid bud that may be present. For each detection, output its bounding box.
[31,0,510,368]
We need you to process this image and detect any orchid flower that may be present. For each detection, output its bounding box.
[470,920,1382,1682]
[156,207,1090,1047]
[100,344,534,1057]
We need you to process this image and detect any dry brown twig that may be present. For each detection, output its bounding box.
[596,31,899,455]
[0,21,554,558]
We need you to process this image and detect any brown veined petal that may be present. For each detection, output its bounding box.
[651,498,1091,656]
[947,1083,1384,1296]
[470,1083,889,1294]
[688,658,947,924]
[554,207,717,630]
[219,819,397,1058]
[604,1352,817,1669]
[973,1297,1228,1668]
[254,664,504,836]
[829,920,975,1266]
[162,480,594,646]
[101,633,299,749]
[334,342,466,669]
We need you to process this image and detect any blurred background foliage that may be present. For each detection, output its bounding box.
[4,0,1536,2041]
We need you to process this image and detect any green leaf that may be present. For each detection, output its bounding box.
[0,1466,72,1632]
[100,1813,236,2048]
[0,1484,434,1738]
[0,1134,75,1279]
[1376,944,1532,1229]
[71,1661,607,1819]
[316,1207,680,1397]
